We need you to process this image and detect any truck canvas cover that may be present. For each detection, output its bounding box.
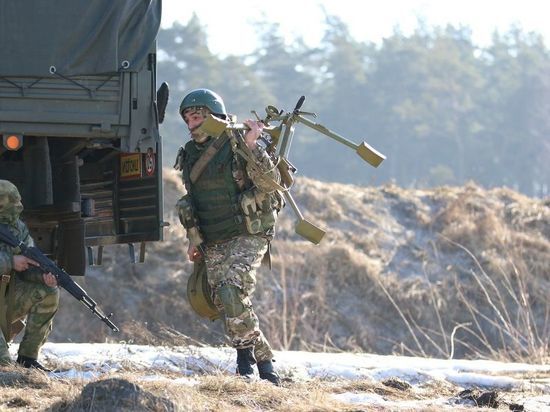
[0,0,161,76]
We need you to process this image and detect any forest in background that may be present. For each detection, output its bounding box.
[157,14,549,198]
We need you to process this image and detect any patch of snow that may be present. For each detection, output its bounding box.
[332,391,385,405]
[7,343,549,410]
[17,343,546,386]
[523,395,550,411]
[138,375,199,386]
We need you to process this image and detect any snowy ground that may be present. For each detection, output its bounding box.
[9,343,550,411]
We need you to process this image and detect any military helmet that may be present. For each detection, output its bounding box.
[180,88,227,119]
[187,260,220,321]
[0,179,23,224]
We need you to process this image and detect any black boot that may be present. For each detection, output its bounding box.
[16,355,51,372]
[257,360,281,386]
[236,348,256,380]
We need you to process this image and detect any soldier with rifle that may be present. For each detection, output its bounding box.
[175,89,283,385]
[0,180,59,371]
[0,179,118,371]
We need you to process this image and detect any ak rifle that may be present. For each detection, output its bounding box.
[0,224,119,332]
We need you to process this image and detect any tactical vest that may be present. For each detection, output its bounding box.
[181,137,249,243]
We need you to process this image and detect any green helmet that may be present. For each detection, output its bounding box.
[0,179,23,225]
[180,88,227,119]
[187,260,220,321]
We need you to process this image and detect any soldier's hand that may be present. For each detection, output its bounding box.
[244,119,263,150]
[187,244,202,262]
[12,255,39,272]
[42,272,58,288]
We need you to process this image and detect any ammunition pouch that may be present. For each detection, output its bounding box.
[10,319,25,340]
[0,317,25,342]
[186,260,220,321]
[239,188,279,235]
[176,194,204,247]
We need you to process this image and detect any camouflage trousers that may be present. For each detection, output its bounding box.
[0,277,59,363]
[204,235,273,362]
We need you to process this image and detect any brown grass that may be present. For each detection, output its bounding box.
[2,367,542,412]
[42,172,549,365]
[0,368,411,412]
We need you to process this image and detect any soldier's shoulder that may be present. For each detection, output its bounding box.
[15,219,31,239]
[15,219,28,232]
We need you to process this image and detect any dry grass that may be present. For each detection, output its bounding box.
[1,366,543,411]
[42,171,549,365]
[0,368,411,412]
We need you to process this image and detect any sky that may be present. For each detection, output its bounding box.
[161,0,548,56]
[10,342,550,410]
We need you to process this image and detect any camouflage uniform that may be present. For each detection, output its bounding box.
[205,235,273,361]
[177,89,283,384]
[181,137,279,362]
[0,180,59,365]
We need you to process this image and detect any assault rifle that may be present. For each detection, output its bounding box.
[196,96,386,244]
[0,224,119,332]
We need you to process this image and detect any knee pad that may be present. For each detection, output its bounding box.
[217,284,246,318]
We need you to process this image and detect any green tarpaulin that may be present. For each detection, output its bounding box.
[0,0,161,76]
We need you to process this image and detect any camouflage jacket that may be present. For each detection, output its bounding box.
[242,142,282,194]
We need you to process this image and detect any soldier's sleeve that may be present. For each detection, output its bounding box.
[173,146,186,171]
[15,220,44,283]
[245,145,281,194]
[0,221,37,276]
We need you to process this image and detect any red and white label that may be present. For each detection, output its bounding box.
[145,148,155,176]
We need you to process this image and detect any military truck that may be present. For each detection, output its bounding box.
[0,0,165,275]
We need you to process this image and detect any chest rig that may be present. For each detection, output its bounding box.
[177,131,280,246]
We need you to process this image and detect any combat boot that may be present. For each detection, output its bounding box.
[236,347,256,380]
[257,359,281,386]
[16,355,51,372]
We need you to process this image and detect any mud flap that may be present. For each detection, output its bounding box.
[56,219,86,276]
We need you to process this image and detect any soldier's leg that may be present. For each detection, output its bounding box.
[217,287,261,348]
[11,280,59,359]
[206,236,271,350]
[253,331,274,362]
